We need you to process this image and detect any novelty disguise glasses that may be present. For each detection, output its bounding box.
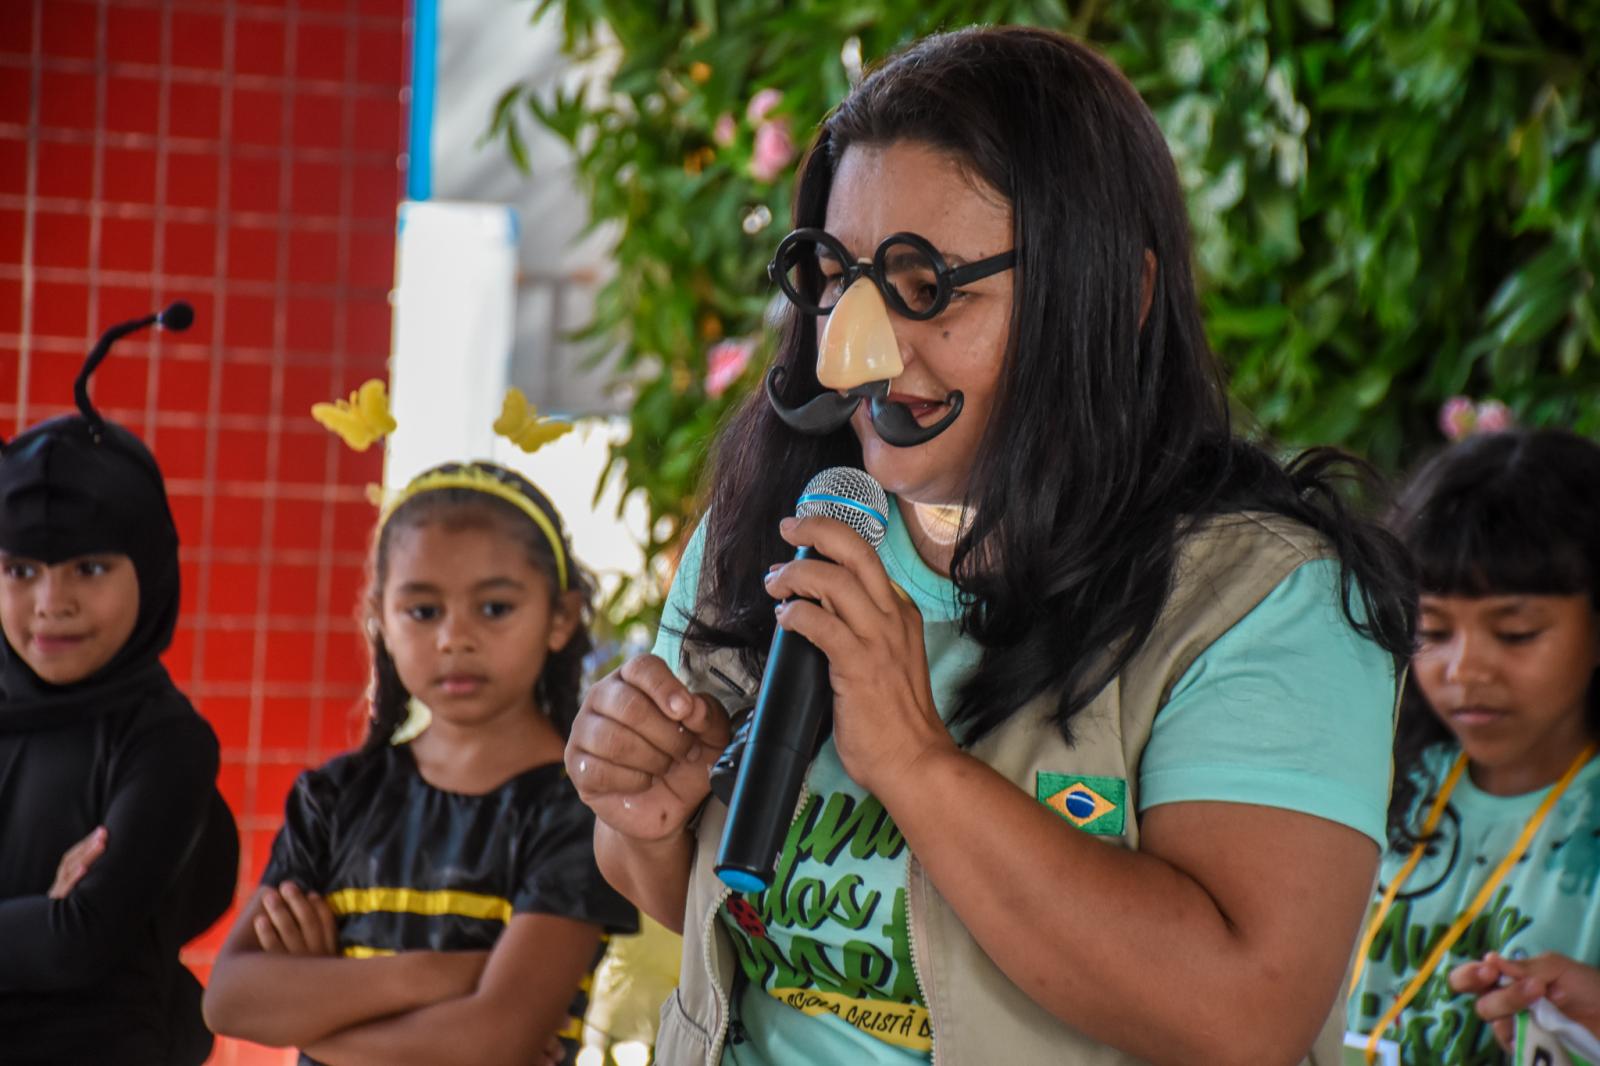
[770,228,1016,320]
[764,228,1016,447]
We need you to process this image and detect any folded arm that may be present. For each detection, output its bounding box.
[202,886,488,1048]
[303,912,605,1066]
[0,716,217,991]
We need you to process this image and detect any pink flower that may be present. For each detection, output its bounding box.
[1439,396,1476,441]
[706,338,755,398]
[1439,396,1516,440]
[1474,400,1513,434]
[713,112,737,147]
[749,119,795,183]
[746,88,782,124]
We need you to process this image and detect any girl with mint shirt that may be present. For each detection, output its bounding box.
[1349,429,1600,1065]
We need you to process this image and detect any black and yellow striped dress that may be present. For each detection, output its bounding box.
[261,742,639,1065]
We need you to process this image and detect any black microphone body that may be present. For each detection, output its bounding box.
[714,467,889,893]
[715,545,835,893]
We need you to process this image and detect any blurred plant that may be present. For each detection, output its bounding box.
[492,0,1600,629]
[1125,0,1600,469]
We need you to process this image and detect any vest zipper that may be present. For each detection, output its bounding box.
[703,781,813,1065]
[904,855,939,1066]
[701,878,733,1066]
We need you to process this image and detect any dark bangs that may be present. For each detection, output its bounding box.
[1386,428,1600,849]
[1392,430,1600,603]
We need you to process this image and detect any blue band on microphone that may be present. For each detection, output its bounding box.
[717,868,770,893]
[796,492,889,529]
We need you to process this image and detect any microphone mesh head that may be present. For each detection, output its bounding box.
[795,467,890,548]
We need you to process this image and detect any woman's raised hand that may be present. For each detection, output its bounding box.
[761,514,957,798]
[566,654,731,842]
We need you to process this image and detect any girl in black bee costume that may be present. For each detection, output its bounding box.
[204,381,637,1066]
[0,303,239,1066]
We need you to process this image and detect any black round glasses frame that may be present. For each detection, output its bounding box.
[768,228,1017,321]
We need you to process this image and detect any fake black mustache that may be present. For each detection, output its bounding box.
[764,367,963,448]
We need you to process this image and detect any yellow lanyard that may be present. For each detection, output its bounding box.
[1350,742,1598,1065]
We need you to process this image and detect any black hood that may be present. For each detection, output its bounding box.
[0,305,191,727]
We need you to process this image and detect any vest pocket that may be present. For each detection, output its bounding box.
[656,987,715,1064]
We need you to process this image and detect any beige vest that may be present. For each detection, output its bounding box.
[656,512,1358,1065]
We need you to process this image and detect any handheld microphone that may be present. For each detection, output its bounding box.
[714,466,890,893]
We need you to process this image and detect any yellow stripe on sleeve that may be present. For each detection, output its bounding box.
[341,944,396,958]
[326,886,514,924]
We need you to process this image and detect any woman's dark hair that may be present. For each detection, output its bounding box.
[685,26,1415,748]
[1385,429,1600,846]
[360,464,595,751]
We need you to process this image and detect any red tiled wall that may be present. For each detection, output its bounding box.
[0,2,408,1061]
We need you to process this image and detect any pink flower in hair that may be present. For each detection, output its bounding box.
[706,338,755,398]
[713,112,737,147]
[1474,400,1513,434]
[1439,396,1476,441]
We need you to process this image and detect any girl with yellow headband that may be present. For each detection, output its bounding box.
[205,387,638,1065]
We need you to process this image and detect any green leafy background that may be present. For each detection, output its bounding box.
[493,0,1600,629]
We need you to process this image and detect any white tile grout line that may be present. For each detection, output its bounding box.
[14,0,42,433]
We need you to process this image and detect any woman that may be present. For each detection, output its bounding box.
[567,26,1414,1066]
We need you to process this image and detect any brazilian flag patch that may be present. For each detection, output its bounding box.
[1036,772,1126,835]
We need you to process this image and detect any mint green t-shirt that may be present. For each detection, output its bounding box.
[654,502,1398,1065]
[1347,746,1600,1066]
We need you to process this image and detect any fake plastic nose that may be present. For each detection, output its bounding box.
[816,278,904,391]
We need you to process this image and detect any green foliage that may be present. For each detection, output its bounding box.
[1126,0,1600,465]
[494,0,1600,627]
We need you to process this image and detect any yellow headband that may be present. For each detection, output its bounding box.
[313,380,576,590]
[377,464,569,591]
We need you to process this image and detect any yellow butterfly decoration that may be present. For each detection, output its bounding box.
[494,387,573,454]
[311,379,397,452]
